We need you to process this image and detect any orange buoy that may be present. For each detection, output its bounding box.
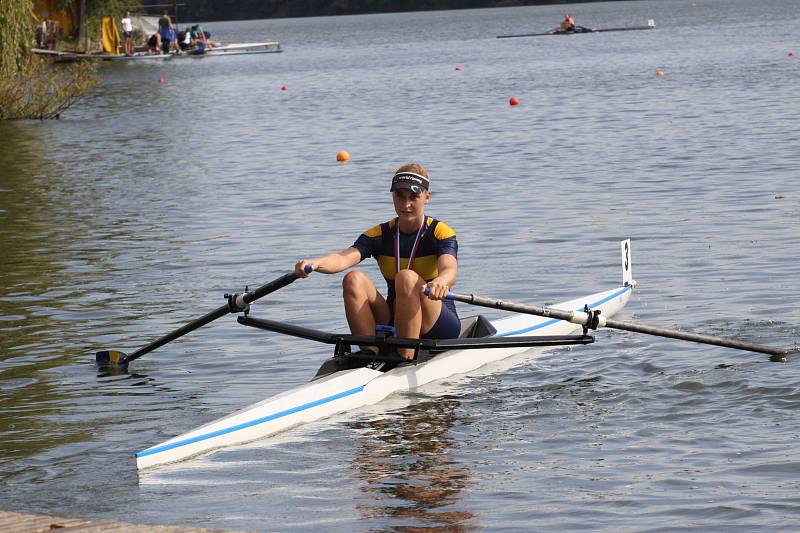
[509,97,519,106]
[655,70,665,77]
[336,151,350,162]
[281,85,288,90]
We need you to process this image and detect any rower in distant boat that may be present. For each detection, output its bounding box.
[560,13,576,32]
[294,163,459,362]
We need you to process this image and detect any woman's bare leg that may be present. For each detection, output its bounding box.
[393,269,442,360]
[342,270,390,352]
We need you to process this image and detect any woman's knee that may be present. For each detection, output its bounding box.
[342,269,370,297]
[394,269,423,295]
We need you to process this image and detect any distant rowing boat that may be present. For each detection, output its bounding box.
[497,19,655,39]
[35,41,282,64]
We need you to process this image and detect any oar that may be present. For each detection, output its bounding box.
[437,290,794,359]
[96,267,311,369]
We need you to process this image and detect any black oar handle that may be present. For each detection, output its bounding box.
[118,271,303,365]
[445,291,792,358]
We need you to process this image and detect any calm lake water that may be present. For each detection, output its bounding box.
[1,0,799,530]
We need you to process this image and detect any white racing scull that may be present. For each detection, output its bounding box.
[135,240,636,469]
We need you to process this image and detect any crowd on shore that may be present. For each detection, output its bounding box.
[120,10,212,57]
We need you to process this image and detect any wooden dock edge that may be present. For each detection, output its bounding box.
[0,510,249,533]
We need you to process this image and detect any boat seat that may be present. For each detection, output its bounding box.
[458,315,497,339]
[312,315,497,380]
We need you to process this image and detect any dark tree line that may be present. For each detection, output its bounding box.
[180,0,581,22]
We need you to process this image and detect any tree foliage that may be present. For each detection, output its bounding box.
[0,0,37,78]
[0,56,97,120]
[86,0,131,40]
[0,0,97,120]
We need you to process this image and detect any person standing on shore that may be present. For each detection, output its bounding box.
[158,11,170,32]
[120,11,133,56]
[158,11,174,55]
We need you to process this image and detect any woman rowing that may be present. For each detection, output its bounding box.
[559,13,576,32]
[295,163,459,361]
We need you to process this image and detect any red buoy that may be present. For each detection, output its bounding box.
[454,66,462,71]
[158,77,165,84]
[509,97,519,106]
[789,51,796,57]
[281,85,288,90]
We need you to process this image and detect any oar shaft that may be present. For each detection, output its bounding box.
[450,293,577,322]
[603,317,788,357]
[124,306,229,363]
[120,272,300,365]
[447,292,790,358]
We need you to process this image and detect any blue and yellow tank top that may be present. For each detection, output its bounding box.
[352,216,458,306]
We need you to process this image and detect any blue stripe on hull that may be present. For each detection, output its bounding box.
[498,285,631,337]
[137,385,365,459]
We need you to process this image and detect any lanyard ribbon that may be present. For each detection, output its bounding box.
[394,215,427,275]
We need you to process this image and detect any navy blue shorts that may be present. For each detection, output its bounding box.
[422,300,460,339]
[387,300,460,340]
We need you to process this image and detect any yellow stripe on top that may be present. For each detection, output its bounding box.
[433,220,455,240]
[352,216,457,289]
[377,254,438,281]
[362,224,383,238]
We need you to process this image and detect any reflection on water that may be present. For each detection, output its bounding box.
[0,122,93,467]
[351,395,475,531]
[1,0,800,529]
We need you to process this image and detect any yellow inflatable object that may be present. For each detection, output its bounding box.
[102,17,120,55]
